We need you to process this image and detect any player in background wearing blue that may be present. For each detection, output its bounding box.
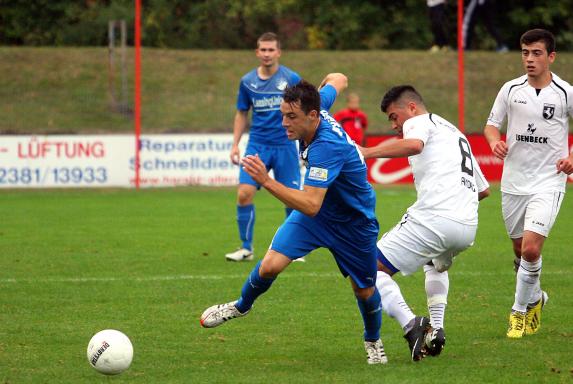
[202,73,388,364]
[225,32,302,262]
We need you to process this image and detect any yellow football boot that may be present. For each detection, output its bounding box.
[525,291,548,335]
[506,311,526,338]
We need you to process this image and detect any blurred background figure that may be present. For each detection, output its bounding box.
[427,0,450,52]
[462,0,508,52]
[334,92,368,146]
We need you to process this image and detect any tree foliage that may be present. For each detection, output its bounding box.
[1,0,572,50]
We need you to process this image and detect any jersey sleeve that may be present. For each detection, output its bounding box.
[236,81,251,111]
[472,152,490,193]
[290,71,301,86]
[319,84,337,112]
[486,85,508,128]
[403,116,430,144]
[303,140,344,189]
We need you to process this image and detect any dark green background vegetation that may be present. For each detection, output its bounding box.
[2,0,573,50]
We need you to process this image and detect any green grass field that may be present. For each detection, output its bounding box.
[2,47,572,135]
[1,185,572,383]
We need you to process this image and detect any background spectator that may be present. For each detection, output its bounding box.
[334,92,368,146]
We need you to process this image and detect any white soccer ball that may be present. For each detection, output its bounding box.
[86,329,133,375]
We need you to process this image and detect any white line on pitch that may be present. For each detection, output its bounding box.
[0,270,569,284]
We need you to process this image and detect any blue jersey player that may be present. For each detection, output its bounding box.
[225,32,302,262]
[202,74,387,364]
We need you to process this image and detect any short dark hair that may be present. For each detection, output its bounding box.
[257,32,281,49]
[380,85,424,113]
[520,29,555,53]
[283,80,320,115]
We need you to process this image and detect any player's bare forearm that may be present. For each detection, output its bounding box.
[484,124,507,159]
[362,138,423,159]
[231,111,249,164]
[233,111,249,140]
[241,154,326,216]
[261,178,326,217]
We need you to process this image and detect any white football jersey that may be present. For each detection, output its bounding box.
[487,73,573,194]
[404,113,489,225]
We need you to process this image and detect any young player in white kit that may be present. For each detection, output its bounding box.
[361,85,489,361]
[483,29,573,338]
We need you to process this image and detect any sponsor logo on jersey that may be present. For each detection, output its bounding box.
[252,95,283,110]
[513,98,527,104]
[308,167,328,181]
[516,134,548,144]
[543,103,555,119]
[527,123,537,135]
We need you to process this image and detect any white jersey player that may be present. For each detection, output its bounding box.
[361,85,489,362]
[484,29,573,339]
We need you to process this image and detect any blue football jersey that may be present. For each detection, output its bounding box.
[236,65,301,145]
[300,84,377,222]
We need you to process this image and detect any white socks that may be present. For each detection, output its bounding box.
[376,271,415,330]
[424,264,449,329]
[513,257,542,312]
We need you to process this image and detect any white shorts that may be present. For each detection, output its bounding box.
[502,192,565,239]
[377,213,477,276]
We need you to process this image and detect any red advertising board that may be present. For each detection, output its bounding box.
[365,134,573,184]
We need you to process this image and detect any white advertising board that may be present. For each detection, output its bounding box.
[0,134,245,188]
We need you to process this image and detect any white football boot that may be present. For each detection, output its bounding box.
[225,248,253,262]
[200,300,250,328]
[364,339,388,364]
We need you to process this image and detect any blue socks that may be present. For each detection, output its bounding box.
[237,204,255,250]
[356,288,382,342]
[235,261,275,313]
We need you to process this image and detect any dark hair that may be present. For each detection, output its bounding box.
[257,32,281,49]
[283,80,320,115]
[380,85,424,113]
[520,29,555,53]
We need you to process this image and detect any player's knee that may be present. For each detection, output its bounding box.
[258,259,281,278]
[354,286,375,301]
[237,187,255,205]
[521,244,541,262]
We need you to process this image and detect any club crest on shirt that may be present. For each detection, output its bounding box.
[277,79,288,91]
[542,103,555,119]
[309,167,328,181]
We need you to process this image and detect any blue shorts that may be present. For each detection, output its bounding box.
[239,142,300,189]
[270,211,379,288]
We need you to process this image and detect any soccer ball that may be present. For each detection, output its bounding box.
[86,329,133,375]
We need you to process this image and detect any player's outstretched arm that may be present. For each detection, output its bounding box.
[318,73,348,95]
[361,138,423,159]
[484,124,507,160]
[242,154,327,216]
[230,110,249,164]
